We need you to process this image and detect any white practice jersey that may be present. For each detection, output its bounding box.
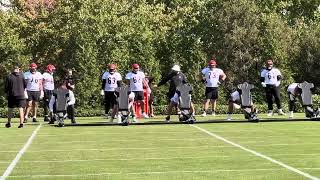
[260,68,281,86]
[43,72,55,91]
[24,71,43,91]
[201,67,224,87]
[102,72,122,91]
[125,71,145,91]
[287,83,298,94]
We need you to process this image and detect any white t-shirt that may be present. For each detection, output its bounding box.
[287,83,298,94]
[201,67,224,87]
[24,71,43,91]
[43,72,55,91]
[125,71,145,91]
[260,68,282,86]
[102,72,122,91]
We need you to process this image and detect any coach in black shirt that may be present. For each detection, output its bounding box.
[157,65,188,102]
[4,64,27,128]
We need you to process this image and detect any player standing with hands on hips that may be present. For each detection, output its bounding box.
[260,59,285,116]
[200,59,226,116]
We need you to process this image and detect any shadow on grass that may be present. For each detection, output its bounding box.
[48,118,320,127]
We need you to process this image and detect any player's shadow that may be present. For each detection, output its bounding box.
[50,118,320,127]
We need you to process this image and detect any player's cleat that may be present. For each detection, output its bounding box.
[32,118,38,122]
[226,114,232,121]
[289,111,294,118]
[5,122,11,128]
[44,116,50,122]
[267,110,273,117]
[132,116,138,123]
[278,109,285,115]
[211,112,216,116]
[142,112,149,119]
[48,121,54,124]
[165,116,170,122]
[201,111,207,117]
[18,124,24,128]
[58,122,64,127]
[23,118,28,123]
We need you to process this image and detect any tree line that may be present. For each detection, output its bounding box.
[0,0,319,109]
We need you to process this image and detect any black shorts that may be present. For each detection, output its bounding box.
[133,91,144,101]
[8,96,26,108]
[44,90,53,102]
[27,91,40,102]
[104,91,117,105]
[205,87,218,100]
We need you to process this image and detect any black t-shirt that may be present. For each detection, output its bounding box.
[158,71,188,94]
[5,72,27,98]
[65,76,75,90]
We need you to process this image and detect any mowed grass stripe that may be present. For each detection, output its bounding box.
[13,124,296,179]
[7,168,303,180]
[193,123,320,180]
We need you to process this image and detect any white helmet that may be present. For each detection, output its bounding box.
[171,65,181,72]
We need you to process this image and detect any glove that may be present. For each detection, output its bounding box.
[100,90,105,96]
[24,90,28,99]
[40,90,44,99]
[261,82,266,87]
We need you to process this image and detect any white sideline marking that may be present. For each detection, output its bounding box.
[0,124,41,180]
[190,125,320,180]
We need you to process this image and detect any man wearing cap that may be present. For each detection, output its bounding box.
[260,59,285,116]
[42,64,56,122]
[157,65,188,102]
[4,64,27,128]
[24,63,43,122]
[199,59,226,116]
[101,63,122,122]
[125,63,149,121]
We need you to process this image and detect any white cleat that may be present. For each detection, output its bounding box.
[278,109,286,116]
[201,112,207,117]
[288,111,294,119]
[142,113,149,119]
[132,117,138,123]
[267,110,273,117]
[226,114,232,121]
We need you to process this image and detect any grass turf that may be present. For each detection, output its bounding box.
[0,113,319,179]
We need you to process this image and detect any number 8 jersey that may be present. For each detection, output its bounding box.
[24,71,43,91]
[260,68,282,86]
[102,72,122,91]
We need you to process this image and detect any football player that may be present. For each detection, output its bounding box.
[42,64,56,122]
[260,59,285,116]
[101,63,122,122]
[125,63,149,121]
[24,63,43,122]
[199,59,226,116]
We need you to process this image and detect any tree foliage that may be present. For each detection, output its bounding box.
[0,0,320,108]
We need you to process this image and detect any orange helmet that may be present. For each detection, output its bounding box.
[108,63,116,70]
[29,63,38,69]
[46,64,56,73]
[132,63,140,69]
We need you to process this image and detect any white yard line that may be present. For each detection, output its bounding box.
[0,124,41,180]
[190,124,320,180]
[6,168,289,178]
[20,155,231,163]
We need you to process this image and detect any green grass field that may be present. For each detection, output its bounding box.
[1,114,320,180]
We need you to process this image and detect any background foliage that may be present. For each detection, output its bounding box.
[0,0,319,114]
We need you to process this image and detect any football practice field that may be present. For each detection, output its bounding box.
[1,114,320,180]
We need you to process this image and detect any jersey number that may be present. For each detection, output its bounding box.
[31,78,38,83]
[208,72,217,79]
[267,73,272,79]
[133,77,140,83]
[107,77,116,84]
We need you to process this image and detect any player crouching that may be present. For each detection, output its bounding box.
[48,80,76,127]
[227,82,259,122]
